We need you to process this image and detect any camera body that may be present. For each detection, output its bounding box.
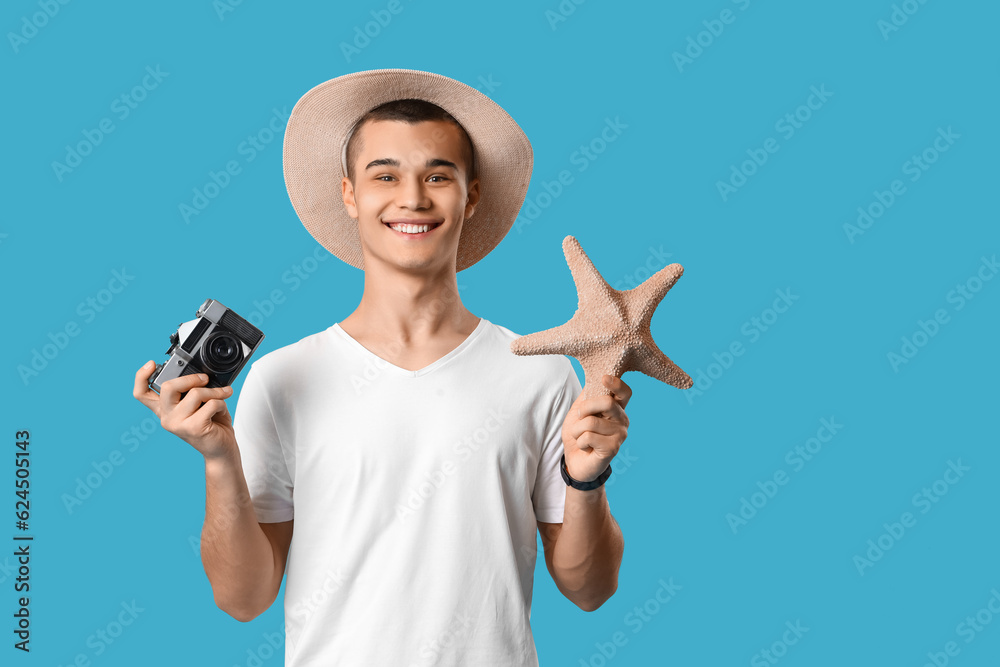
[149,299,264,393]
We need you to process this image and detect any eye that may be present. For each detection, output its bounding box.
[375,174,395,182]
[428,175,449,183]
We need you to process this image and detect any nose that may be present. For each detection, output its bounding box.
[395,175,431,210]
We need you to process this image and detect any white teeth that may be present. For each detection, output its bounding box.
[389,223,432,234]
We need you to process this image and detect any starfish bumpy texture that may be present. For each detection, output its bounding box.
[511,236,692,400]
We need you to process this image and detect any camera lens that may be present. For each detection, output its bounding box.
[202,331,244,373]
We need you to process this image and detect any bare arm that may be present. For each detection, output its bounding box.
[133,361,291,621]
[538,485,624,612]
[201,450,293,621]
[539,374,630,611]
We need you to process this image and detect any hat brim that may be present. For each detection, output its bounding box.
[282,69,533,272]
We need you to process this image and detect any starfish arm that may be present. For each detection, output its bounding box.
[632,339,693,389]
[562,236,624,318]
[580,370,613,400]
[513,237,691,397]
[577,345,633,399]
[510,318,591,358]
[627,262,684,331]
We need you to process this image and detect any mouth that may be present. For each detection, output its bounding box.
[383,219,444,238]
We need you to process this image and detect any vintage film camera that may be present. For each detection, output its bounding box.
[148,299,264,393]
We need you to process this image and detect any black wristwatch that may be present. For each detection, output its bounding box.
[560,454,612,491]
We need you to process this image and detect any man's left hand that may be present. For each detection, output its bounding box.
[561,374,631,483]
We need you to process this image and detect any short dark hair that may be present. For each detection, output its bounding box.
[344,98,476,184]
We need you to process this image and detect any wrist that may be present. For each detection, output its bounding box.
[561,453,612,491]
[204,445,241,475]
[564,458,596,482]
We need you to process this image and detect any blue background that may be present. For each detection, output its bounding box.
[4,0,998,665]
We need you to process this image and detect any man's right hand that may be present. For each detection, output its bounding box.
[133,360,238,461]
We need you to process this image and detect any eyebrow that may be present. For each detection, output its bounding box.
[365,157,459,172]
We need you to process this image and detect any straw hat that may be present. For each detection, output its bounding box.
[282,69,533,272]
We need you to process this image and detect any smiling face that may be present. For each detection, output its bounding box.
[341,119,480,275]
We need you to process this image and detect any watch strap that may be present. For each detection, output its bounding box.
[560,453,612,491]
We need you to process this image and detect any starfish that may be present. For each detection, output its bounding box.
[510,235,692,399]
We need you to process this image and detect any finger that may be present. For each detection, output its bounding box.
[210,399,234,428]
[159,372,211,408]
[566,412,621,441]
[172,385,233,422]
[573,431,622,457]
[193,397,231,427]
[576,393,626,421]
[133,361,161,409]
[174,399,230,442]
[601,375,632,409]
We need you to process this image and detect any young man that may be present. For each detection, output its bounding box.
[133,69,630,665]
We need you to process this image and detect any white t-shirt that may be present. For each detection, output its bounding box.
[232,316,582,666]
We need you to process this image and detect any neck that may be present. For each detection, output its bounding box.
[344,261,476,345]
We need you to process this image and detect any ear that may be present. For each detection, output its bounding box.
[342,176,358,219]
[464,177,481,220]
